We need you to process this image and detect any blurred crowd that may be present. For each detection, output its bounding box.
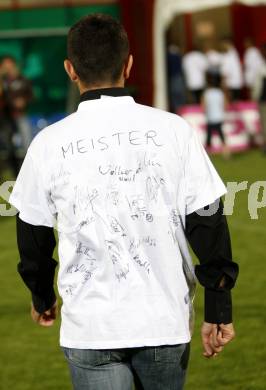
[167,37,266,154]
[167,37,265,107]
[0,56,32,178]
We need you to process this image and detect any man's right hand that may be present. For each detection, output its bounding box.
[31,300,58,327]
[201,322,235,358]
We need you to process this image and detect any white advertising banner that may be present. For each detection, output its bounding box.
[178,102,262,153]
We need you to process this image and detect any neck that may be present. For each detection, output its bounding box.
[79,81,125,95]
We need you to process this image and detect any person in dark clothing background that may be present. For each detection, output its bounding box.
[0,55,32,177]
[167,44,186,113]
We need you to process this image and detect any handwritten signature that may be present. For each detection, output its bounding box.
[132,254,151,274]
[129,236,157,252]
[116,264,130,282]
[76,241,96,261]
[126,195,154,222]
[146,175,165,203]
[67,262,97,285]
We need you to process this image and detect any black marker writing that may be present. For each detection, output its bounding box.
[112,132,125,146]
[77,139,87,154]
[97,136,108,151]
[132,255,151,274]
[61,131,164,159]
[67,262,97,285]
[116,264,130,282]
[62,143,74,159]
[129,236,156,252]
[129,131,142,146]
[76,241,96,260]
[145,130,163,147]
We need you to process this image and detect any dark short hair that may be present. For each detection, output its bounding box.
[67,14,129,86]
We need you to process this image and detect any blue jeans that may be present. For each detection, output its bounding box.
[62,343,190,390]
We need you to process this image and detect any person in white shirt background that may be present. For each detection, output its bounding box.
[220,37,244,101]
[203,41,223,77]
[202,72,230,159]
[243,37,264,98]
[182,47,208,104]
[9,14,238,390]
[252,43,266,154]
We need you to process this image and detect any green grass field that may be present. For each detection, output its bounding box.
[0,150,266,390]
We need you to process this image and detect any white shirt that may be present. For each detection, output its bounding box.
[183,51,208,90]
[206,50,223,70]
[10,95,226,349]
[221,48,244,89]
[244,47,264,87]
[204,88,225,124]
[252,62,266,101]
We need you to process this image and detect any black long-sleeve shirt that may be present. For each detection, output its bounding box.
[186,200,239,324]
[16,199,238,324]
[16,217,57,314]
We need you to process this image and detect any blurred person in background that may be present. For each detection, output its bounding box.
[0,55,33,176]
[252,43,266,154]
[0,56,20,177]
[220,37,243,102]
[182,46,208,104]
[167,44,186,113]
[243,38,264,98]
[202,72,230,159]
[203,41,223,77]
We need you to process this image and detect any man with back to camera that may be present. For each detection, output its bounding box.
[9,14,239,390]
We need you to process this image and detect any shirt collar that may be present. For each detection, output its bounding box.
[80,87,130,102]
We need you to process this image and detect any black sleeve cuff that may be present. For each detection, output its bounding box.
[205,288,232,324]
[32,289,57,314]
[195,260,239,290]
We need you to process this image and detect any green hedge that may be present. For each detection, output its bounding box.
[0,4,120,30]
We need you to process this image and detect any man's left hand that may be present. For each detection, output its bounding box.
[201,322,235,358]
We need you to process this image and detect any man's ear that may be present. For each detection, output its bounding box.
[124,54,133,80]
[64,59,79,83]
